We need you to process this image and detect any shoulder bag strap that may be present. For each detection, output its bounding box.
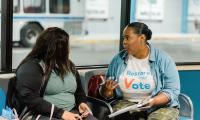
[38,61,51,97]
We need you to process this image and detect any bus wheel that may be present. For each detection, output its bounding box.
[20,23,43,47]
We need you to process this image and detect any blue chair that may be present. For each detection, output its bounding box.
[179,93,193,120]
[0,88,6,115]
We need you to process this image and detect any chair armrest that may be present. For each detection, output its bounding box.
[87,96,113,113]
[87,96,115,120]
[179,93,193,120]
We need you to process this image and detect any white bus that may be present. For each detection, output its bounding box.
[0,0,85,47]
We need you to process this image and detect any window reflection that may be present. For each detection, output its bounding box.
[23,0,45,13]
[49,0,70,13]
[13,0,20,13]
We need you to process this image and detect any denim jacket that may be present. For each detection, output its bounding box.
[105,43,180,108]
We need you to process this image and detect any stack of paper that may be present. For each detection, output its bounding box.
[108,98,152,118]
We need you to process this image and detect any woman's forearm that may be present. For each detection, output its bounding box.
[151,92,170,107]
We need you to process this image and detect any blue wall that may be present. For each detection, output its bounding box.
[179,70,200,120]
[0,88,6,115]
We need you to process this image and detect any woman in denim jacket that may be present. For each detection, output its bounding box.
[101,22,180,120]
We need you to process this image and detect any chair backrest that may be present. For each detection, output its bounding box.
[88,75,103,98]
[83,69,107,95]
[179,93,194,120]
[6,76,17,108]
[83,69,115,119]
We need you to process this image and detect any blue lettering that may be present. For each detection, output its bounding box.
[146,72,151,75]
[133,72,137,76]
[140,72,143,76]
[127,71,135,76]
[144,84,150,89]
[131,83,151,89]
[139,82,144,89]
[126,71,151,77]
[132,84,139,89]
[127,71,131,75]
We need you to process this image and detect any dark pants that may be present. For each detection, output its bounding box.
[22,108,98,120]
[113,111,147,120]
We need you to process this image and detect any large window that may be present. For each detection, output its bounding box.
[1,0,200,70]
[11,0,120,68]
[134,0,200,63]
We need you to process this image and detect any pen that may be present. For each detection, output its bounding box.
[100,76,115,86]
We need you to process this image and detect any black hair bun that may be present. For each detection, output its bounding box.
[146,29,152,40]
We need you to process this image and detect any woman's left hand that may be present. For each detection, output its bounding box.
[137,97,154,111]
[148,98,155,107]
[78,103,90,118]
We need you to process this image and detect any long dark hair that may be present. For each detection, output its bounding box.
[128,22,152,41]
[18,27,75,80]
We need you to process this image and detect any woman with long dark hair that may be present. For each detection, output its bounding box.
[15,27,95,120]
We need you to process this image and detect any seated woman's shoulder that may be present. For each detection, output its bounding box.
[17,58,41,74]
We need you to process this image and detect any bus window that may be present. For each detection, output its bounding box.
[49,0,70,13]
[13,0,20,13]
[23,0,45,13]
[0,0,20,13]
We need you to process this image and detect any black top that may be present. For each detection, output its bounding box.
[15,58,87,119]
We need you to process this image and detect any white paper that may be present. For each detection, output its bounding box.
[108,98,152,118]
[108,104,139,118]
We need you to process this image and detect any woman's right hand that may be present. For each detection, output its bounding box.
[62,111,82,120]
[100,76,118,98]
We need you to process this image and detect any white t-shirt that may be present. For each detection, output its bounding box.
[119,54,155,102]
